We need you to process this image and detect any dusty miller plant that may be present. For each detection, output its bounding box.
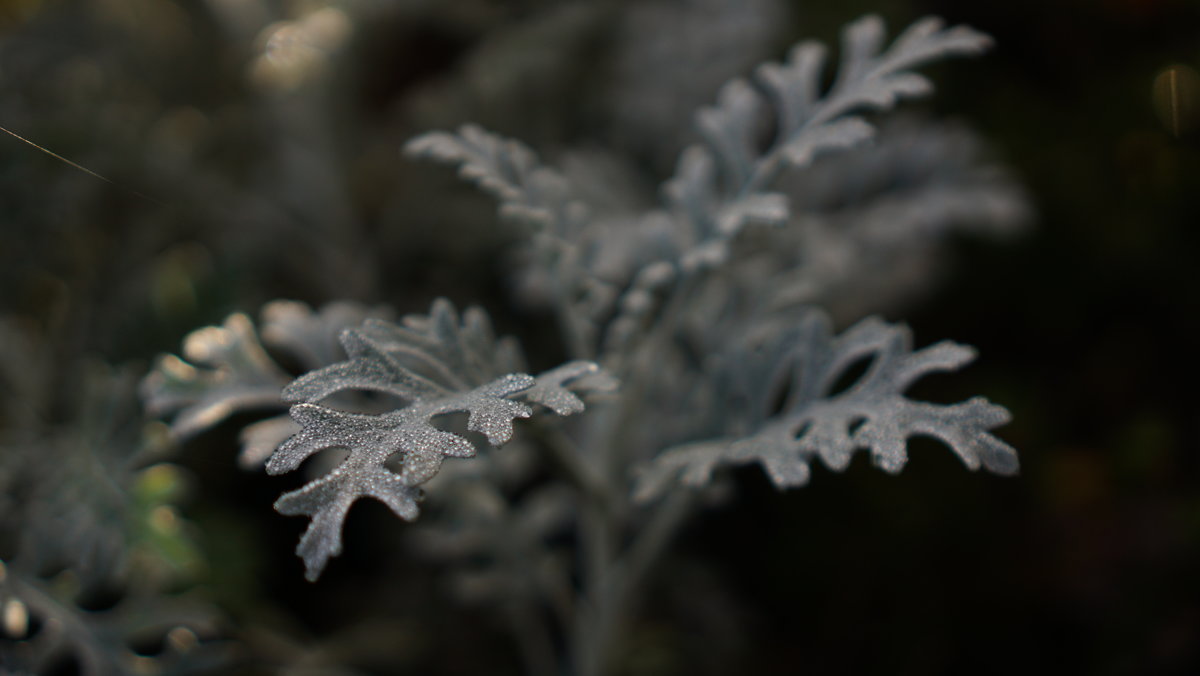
[145,14,1025,676]
[0,320,226,675]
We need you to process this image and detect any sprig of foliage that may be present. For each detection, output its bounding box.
[268,299,610,580]
[633,310,1017,502]
[134,12,1023,676]
[664,14,992,271]
[141,301,387,468]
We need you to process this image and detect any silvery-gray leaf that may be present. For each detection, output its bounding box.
[285,299,528,404]
[260,300,391,371]
[141,313,290,440]
[656,13,993,272]
[268,298,612,580]
[634,310,1017,502]
[271,375,534,582]
[522,358,622,417]
[237,414,300,470]
[404,125,585,239]
[695,79,765,188]
[141,301,387,468]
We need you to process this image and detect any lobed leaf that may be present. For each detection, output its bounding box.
[141,313,290,440]
[662,14,993,270]
[269,299,612,580]
[404,125,584,237]
[140,301,386,468]
[634,310,1017,502]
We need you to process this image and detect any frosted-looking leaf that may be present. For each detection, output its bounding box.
[663,145,789,271]
[140,301,386,468]
[269,298,612,580]
[238,415,304,470]
[141,312,290,439]
[525,361,619,416]
[661,14,992,269]
[634,310,1016,502]
[259,300,387,370]
[757,16,992,152]
[404,124,586,238]
[269,375,535,581]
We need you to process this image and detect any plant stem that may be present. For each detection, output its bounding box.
[571,489,695,676]
[535,420,609,506]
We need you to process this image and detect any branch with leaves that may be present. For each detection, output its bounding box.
[139,13,1023,676]
[268,299,612,580]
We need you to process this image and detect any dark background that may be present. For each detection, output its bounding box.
[1,0,1198,674]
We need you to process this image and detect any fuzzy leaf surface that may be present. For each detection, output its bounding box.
[141,301,386,468]
[404,124,585,237]
[269,298,609,580]
[662,14,992,270]
[634,311,1017,502]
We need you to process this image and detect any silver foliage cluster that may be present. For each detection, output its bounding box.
[141,12,1024,675]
